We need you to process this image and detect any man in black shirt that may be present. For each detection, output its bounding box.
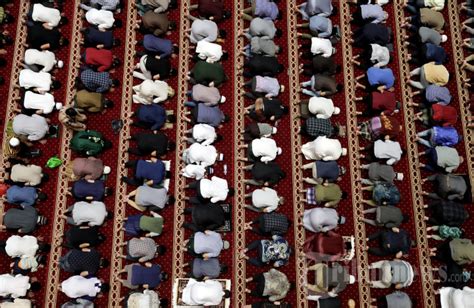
[244,161,286,186]
[59,248,109,276]
[26,23,68,50]
[243,55,284,78]
[352,23,392,47]
[302,55,340,76]
[182,202,229,231]
[127,132,176,157]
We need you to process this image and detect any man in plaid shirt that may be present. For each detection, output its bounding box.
[245,212,289,236]
[427,200,469,227]
[300,117,345,139]
[78,68,119,93]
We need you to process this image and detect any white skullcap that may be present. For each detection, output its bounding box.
[349,275,356,284]
[57,60,64,68]
[9,137,20,147]
[220,96,226,103]
[272,127,277,134]
[441,35,448,42]
[103,166,111,174]
[55,102,63,110]
[277,147,282,155]
[333,107,341,115]
[341,148,348,156]
[396,173,404,181]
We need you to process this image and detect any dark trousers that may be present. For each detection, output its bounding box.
[367,231,392,256]
[251,273,266,297]
[246,240,265,267]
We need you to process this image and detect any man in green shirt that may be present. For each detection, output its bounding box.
[301,183,346,207]
[188,61,227,87]
[70,130,112,156]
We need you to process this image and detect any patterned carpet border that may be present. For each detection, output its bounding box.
[0,0,28,222]
[447,0,474,196]
[171,0,192,283]
[106,1,137,306]
[338,0,372,306]
[44,1,83,307]
[285,1,308,307]
[392,0,436,306]
[233,0,248,305]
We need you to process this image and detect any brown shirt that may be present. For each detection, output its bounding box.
[314,74,337,96]
[72,157,104,180]
[74,90,103,113]
[420,8,444,31]
[142,11,169,36]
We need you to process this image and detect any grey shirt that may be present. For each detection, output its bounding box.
[258,123,274,136]
[12,114,49,141]
[190,19,218,43]
[249,18,277,39]
[368,162,396,182]
[428,174,467,200]
[127,237,157,261]
[4,205,38,233]
[309,16,332,38]
[192,258,221,279]
[419,26,442,45]
[386,291,412,308]
[434,146,460,173]
[377,206,403,228]
[250,37,277,56]
[136,185,169,209]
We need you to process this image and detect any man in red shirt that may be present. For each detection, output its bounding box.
[82,48,121,72]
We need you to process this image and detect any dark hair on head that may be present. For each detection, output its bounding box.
[341,191,348,200]
[410,240,417,248]
[65,107,78,117]
[276,12,283,20]
[3,13,14,24]
[336,84,344,92]
[169,68,177,77]
[3,36,13,45]
[97,233,106,242]
[37,191,47,201]
[228,188,235,197]
[289,282,296,290]
[220,264,228,274]
[223,115,230,123]
[332,7,338,15]
[167,114,176,123]
[52,80,62,89]
[215,134,224,143]
[104,187,113,196]
[156,245,167,255]
[277,64,284,73]
[169,0,178,8]
[223,290,231,298]
[275,29,283,38]
[30,281,41,292]
[113,38,121,47]
[48,126,58,136]
[172,45,179,55]
[103,140,113,150]
[113,19,123,28]
[161,272,169,281]
[335,65,342,74]
[99,258,110,268]
[221,51,229,61]
[104,99,114,109]
[0,58,6,67]
[168,21,176,31]
[0,76,4,85]
[219,29,227,39]
[222,10,231,20]
[159,298,169,308]
[38,243,51,253]
[59,37,69,46]
[112,79,120,87]
[41,173,49,182]
[402,214,410,223]
[112,58,121,68]
[165,170,171,179]
[168,196,176,205]
[276,46,283,54]
[59,16,69,26]
[167,141,176,152]
[281,105,289,115]
[100,283,110,293]
[36,254,47,265]
[106,211,113,220]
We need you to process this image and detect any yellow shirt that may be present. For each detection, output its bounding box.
[423,62,449,86]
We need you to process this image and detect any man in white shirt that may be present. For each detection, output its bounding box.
[20,91,62,114]
[185,124,219,146]
[182,143,222,167]
[245,187,283,212]
[132,79,174,104]
[181,164,207,180]
[308,37,335,57]
[62,201,109,226]
[301,136,347,161]
[303,207,345,232]
[185,176,233,203]
[304,96,341,119]
[61,275,108,299]
[182,279,230,306]
[0,274,37,298]
[24,49,63,72]
[240,137,282,163]
[195,40,225,63]
[5,235,40,258]
[362,139,402,165]
[12,114,51,142]
[188,18,219,44]
[30,3,64,29]
[352,43,390,68]
[19,69,59,93]
[82,8,117,31]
